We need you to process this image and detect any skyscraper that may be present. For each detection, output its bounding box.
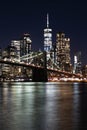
[44,14,52,60]
[2,45,17,77]
[73,51,82,74]
[56,32,71,71]
[0,48,2,76]
[20,33,32,57]
[11,40,21,62]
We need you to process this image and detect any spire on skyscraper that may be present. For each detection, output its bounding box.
[47,13,49,28]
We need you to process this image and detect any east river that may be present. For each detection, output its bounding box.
[0,82,87,130]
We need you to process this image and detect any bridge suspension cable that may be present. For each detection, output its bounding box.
[20,52,43,61]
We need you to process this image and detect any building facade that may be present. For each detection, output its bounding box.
[82,65,87,78]
[20,33,32,63]
[11,40,21,62]
[56,32,71,71]
[44,14,52,61]
[1,45,18,79]
[20,33,32,56]
[73,51,82,74]
[0,48,2,76]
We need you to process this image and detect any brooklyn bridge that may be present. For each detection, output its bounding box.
[0,51,83,82]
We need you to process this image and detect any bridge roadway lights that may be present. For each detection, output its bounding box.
[32,67,48,82]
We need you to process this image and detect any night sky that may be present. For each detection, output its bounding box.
[0,0,87,65]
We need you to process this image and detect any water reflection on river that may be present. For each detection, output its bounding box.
[0,82,87,130]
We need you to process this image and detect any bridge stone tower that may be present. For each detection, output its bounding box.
[32,51,48,82]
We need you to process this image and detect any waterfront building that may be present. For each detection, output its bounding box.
[50,44,56,62]
[82,65,87,78]
[73,51,82,74]
[2,45,18,78]
[11,40,21,62]
[20,33,32,56]
[2,45,17,61]
[20,33,32,63]
[0,48,2,76]
[44,14,52,61]
[0,48,2,59]
[56,32,71,71]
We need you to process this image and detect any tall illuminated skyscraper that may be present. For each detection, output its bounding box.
[73,51,82,74]
[56,32,71,71]
[20,33,32,57]
[11,40,20,62]
[44,13,52,59]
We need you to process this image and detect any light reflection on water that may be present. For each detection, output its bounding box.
[0,82,87,130]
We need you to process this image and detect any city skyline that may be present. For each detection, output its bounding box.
[0,0,87,65]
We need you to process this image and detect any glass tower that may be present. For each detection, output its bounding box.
[11,40,21,62]
[20,33,32,57]
[44,14,52,56]
[56,32,71,71]
[73,51,82,74]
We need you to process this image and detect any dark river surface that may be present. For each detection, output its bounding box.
[0,82,87,130]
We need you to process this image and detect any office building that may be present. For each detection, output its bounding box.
[44,14,52,60]
[20,33,32,57]
[56,32,71,71]
[0,48,2,76]
[2,45,18,78]
[73,51,82,74]
[82,65,87,78]
[11,40,21,62]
